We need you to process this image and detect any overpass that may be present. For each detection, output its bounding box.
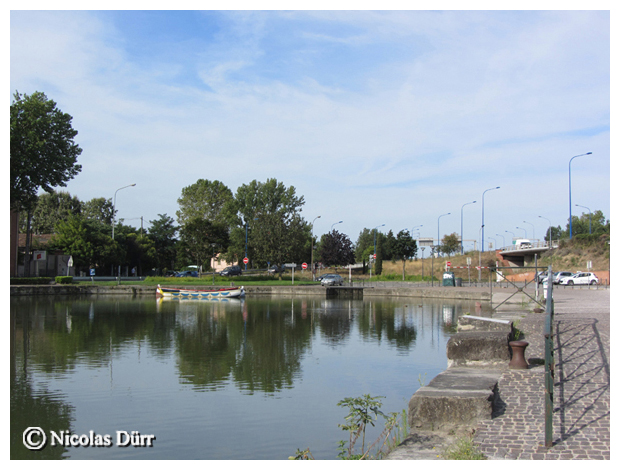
[498,240,558,266]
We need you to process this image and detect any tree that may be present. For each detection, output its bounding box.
[393,230,417,280]
[148,214,178,272]
[227,178,307,266]
[319,230,355,268]
[439,233,460,256]
[354,228,375,274]
[178,217,229,270]
[82,197,115,227]
[20,190,82,234]
[48,214,118,272]
[10,91,82,212]
[176,179,233,227]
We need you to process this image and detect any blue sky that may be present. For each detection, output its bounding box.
[9,8,611,250]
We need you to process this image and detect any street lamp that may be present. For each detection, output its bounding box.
[575,204,592,235]
[523,221,535,241]
[331,221,343,231]
[310,216,321,281]
[481,186,500,251]
[112,183,136,240]
[373,224,385,256]
[516,226,528,238]
[496,234,506,249]
[437,213,450,254]
[488,237,497,251]
[538,215,552,245]
[569,152,592,239]
[505,230,515,246]
[461,200,476,255]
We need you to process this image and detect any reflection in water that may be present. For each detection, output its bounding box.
[11,295,481,459]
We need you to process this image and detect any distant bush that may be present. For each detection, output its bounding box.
[10,277,53,285]
[55,276,73,284]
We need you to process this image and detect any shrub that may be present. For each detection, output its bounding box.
[10,277,53,285]
[55,276,73,284]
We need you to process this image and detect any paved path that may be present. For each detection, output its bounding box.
[474,287,610,459]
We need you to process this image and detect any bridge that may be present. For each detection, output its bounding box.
[498,240,558,266]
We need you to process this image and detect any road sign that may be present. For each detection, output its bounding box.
[243,257,249,265]
[302,263,308,269]
[447,261,452,267]
[373,253,377,259]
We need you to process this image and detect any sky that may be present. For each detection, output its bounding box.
[9,6,612,252]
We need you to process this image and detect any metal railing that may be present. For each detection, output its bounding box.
[544,266,555,447]
[500,240,560,252]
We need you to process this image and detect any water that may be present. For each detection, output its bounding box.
[11,295,484,460]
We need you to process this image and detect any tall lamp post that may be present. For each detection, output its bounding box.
[523,220,535,241]
[481,186,500,252]
[575,204,592,234]
[538,215,552,246]
[516,226,528,238]
[569,152,592,239]
[331,221,343,231]
[461,200,476,255]
[505,230,515,247]
[437,213,450,255]
[496,233,506,250]
[112,183,136,240]
[310,216,321,280]
[373,224,385,256]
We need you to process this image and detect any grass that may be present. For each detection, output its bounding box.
[441,436,487,460]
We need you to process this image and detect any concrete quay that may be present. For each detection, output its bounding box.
[388,287,610,460]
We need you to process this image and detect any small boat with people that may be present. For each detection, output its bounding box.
[156,284,244,299]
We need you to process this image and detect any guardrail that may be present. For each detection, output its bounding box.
[500,240,560,252]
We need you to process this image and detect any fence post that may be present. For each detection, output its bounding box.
[544,264,554,447]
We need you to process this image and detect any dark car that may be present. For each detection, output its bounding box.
[176,270,198,277]
[267,265,284,274]
[219,265,242,277]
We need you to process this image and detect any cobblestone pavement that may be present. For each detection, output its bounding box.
[474,287,610,459]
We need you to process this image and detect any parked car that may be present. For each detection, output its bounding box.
[315,273,329,282]
[176,270,198,277]
[553,271,574,284]
[164,270,177,277]
[559,272,599,286]
[536,271,550,284]
[267,265,284,274]
[321,274,344,286]
[219,265,242,277]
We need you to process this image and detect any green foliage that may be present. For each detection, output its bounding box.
[337,394,387,458]
[148,214,178,271]
[374,256,383,276]
[440,232,460,256]
[176,179,233,227]
[55,276,73,284]
[319,230,355,267]
[10,91,82,212]
[178,217,229,269]
[20,190,82,234]
[442,436,487,460]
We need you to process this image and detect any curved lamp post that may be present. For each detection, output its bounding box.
[523,221,535,241]
[505,230,515,247]
[331,221,343,231]
[575,204,592,234]
[516,226,528,238]
[461,200,476,255]
[538,215,552,245]
[569,152,592,239]
[310,216,321,280]
[481,186,500,251]
[112,183,136,240]
[496,233,506,250]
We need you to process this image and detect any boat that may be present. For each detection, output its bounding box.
[156,284,245,299]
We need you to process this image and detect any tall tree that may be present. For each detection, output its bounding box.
[393,230,417,280]
[439,233,460,256]
[82,197,115,227]
[226,178,307,266]
[10,91,82,212]
[176,179,233,227]
[178,217,229,270]
[319,230,355,268]
[148,214,178,271]
[20,190,82,234]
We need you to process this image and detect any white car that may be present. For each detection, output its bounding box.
[553,271,574,284]
[559,272,599,286]
[321,274,344,286]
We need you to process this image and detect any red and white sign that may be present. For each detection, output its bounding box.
[243,257,249,265]
[373,253,377,259]
[302,263,308,269]
[447,261,452,267]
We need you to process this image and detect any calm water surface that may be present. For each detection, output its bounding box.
[11,295,485,460]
